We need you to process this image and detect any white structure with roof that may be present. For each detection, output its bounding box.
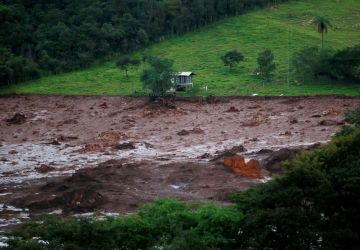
[173,72,195,89]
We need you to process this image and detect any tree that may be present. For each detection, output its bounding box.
[311,16,332,49]
[221,49,244,70]
[140,56,175,98]
[257,49,276,84]
[116,55,140,77]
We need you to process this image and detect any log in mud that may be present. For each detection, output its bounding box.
[0,95,359,228]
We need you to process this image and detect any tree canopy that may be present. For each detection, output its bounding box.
[221,49,244,70]
[0,0,292,85]
[140,56,175,98]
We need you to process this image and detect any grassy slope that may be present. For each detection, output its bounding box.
[1,0,360,96]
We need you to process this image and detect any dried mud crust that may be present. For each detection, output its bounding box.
[0,95,359,216]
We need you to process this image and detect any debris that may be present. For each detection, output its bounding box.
[261,148,300,174]
[8,150,18,155]
[226,106,240,112]
[191,127,205,134]
[6,113,26,125]
[49,139,61,145]
[35,164,56,174]
[322,109,340,117]
[177,130,190,136]
[289,118,298,124]
[212,145,246,162]
[319,120,338,126]
[99,102,108,109]
[57,135,79,141]
[114,142,136,150]
[223,156,263,179]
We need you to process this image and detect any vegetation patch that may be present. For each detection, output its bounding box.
[1,0,359,96]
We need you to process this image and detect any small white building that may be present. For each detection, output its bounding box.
[173,72,195,89]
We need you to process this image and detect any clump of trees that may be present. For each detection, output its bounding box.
[221,49,244,70]
[0,0,293,85]
[292,45,360,83]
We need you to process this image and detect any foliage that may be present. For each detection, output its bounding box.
[116,55,141,77]
[0,0,294,85]
[1,0,360,96]
[257,49,276,83]
[311,16,332,48]
[292,46,360,83]
[231,127,360,249]
[221,49,244,69]
[327,45,360,82]
[292,47,333,80]
[5,200,243,250]
[140,56,175,98]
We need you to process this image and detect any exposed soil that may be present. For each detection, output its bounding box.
[0,95,359,226]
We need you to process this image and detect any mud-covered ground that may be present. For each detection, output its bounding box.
[0,95,359,229]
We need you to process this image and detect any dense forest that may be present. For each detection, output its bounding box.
[0,0,291,85]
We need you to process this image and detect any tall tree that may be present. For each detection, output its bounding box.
[311,16,332,49]
[257,49,276,84]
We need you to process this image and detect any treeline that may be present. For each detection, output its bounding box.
[0,0,291,85]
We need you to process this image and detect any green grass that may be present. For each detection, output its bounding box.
[1,0,360,96]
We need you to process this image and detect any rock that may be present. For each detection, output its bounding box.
[226,106,240,112]
[164,136,173,140]
[114,142,136,150]
[200,153,211,159]
[191,127,205,134]
[99,102,108,109]
[49,139,61,145]
[289,118,298,124]
[212,145,246,162]
[8,150,18,155]
[319,120,338,126]
[36,164,56,174]
[177,129,190,136]
[6,113,26,125]
[0,157,8,162]
[57,135,79,141]
[255,149,274,155]
[61,119,78,125]
[261,148,300,174]
[312,114,322,118]
[28,189,104,214]
[223,156,263,179]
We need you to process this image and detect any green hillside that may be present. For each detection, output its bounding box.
[1,0,360,96]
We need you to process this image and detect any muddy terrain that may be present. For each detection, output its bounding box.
[0,95,359,228]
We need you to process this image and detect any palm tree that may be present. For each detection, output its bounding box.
[311,16,332,49]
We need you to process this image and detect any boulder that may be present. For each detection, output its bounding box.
[114,142,136,150]
[35,164,55,174]
[6,113,26,125]
[261,148,300,174]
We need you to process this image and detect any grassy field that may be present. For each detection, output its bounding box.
[1,0,360,96]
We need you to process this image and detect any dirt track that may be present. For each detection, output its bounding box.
[0,95,359,226]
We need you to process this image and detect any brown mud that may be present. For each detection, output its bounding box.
[0,95,359,227]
